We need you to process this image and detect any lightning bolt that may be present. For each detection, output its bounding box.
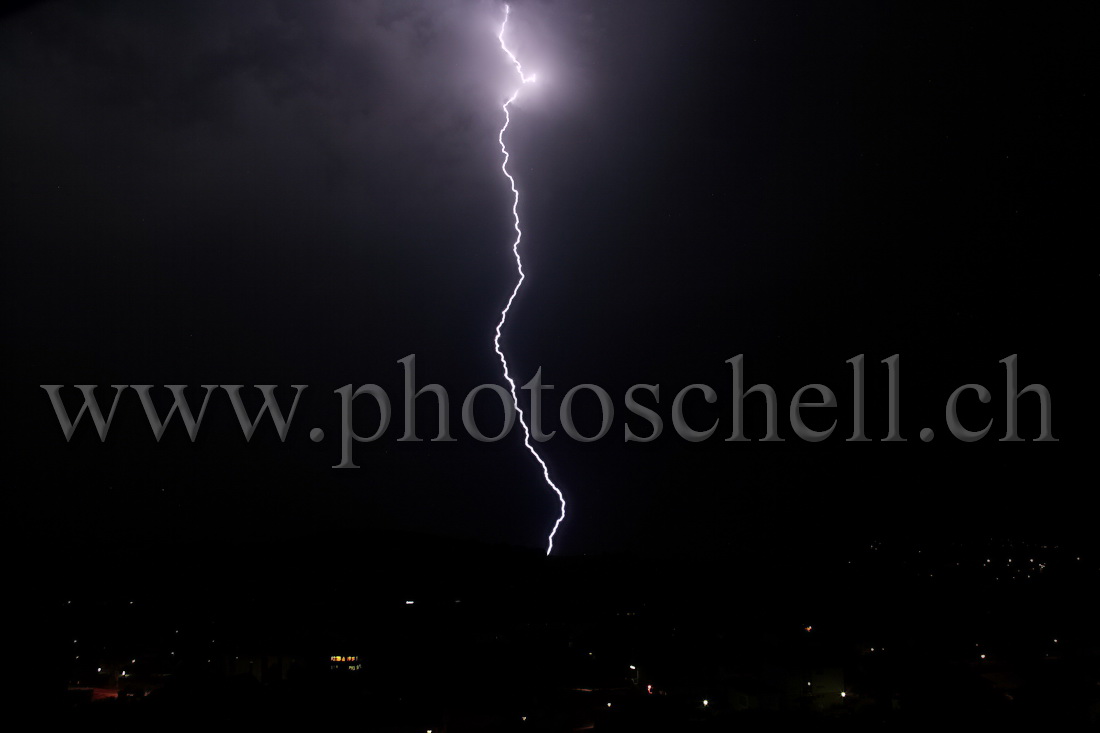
[493,4,565,555]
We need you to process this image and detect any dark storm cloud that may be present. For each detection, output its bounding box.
[0,1,533,228]
[0,0,618,348]
[0,0,615,378]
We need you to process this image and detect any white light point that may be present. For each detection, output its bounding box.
[493,3,566,555]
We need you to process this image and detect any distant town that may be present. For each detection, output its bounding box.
[55,534,1099,729]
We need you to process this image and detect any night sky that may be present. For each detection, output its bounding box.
[3,0,1093,584]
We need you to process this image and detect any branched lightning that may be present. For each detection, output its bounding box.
[493,4,565,555]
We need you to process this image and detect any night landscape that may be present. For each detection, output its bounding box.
[3,0,1095,728]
